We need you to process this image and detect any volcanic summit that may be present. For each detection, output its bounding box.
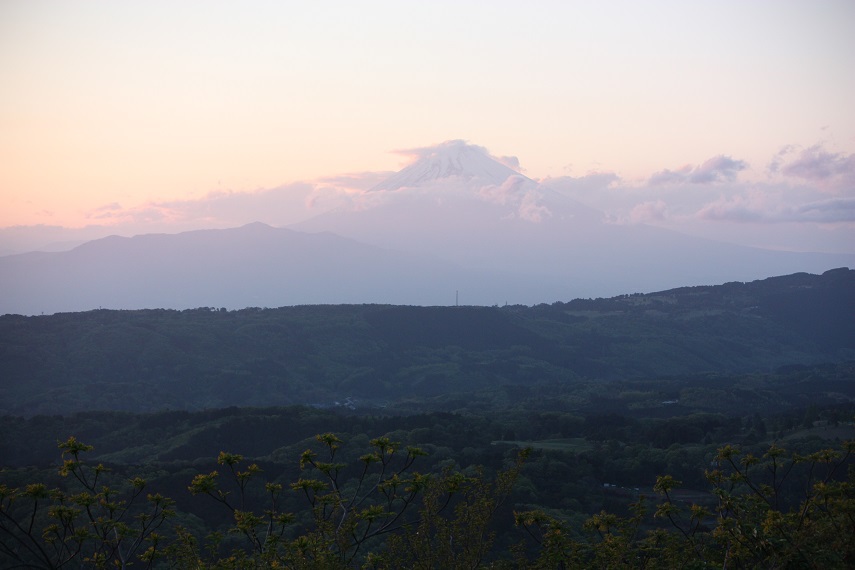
[370,140,530,191]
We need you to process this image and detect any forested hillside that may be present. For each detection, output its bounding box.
[1,268,852,416]
[1,399,852,567]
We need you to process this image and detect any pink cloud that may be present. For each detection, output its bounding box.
[84,182,320,228]
[391,139,486,161]
[316,171,395,191]
[478,175,551,222]
[774,145,855,192]
[648,165,693,185]
[649,155,747,185]
[478,174,532,205]
[697,195,766,222]
[518,192,551,223]
[629,200,669,223]
[91,202,123,213]
[539,172,621,192]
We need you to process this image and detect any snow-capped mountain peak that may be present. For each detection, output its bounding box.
[370,140,530,191]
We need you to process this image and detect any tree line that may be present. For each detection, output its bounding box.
[2,432,852,568]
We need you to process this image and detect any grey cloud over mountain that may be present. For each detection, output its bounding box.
[537,144,853,254]
[83,182,319,227]
[794,198,855,222]
[699,197,855,224]
[3,140,854,314]
[2,141,853,258]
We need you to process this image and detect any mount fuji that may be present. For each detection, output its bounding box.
[293,141,854,302]
[294,140,601,250]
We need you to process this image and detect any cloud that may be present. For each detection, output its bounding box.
[530,148,853,241]
[85,170,419,231]
[782,146,852,180]
[628,200,670,223]
[10,174,382,252]
[83,182,322,229]
[391,139,485,161]
[316,171,394,191]
[698,195,855,224]
[496,155,522,172]
[767,144,796,174]
[773,144,855,191]
[553,146,851,237]
[790,198,855,223]
[696,195,767,223]
[10,141,853,259]
[389,139,523,178]
[518,191,551,223]
[478,175,530,205]
[478,175,551,222]
[91,202,123,213]
[539,172,621,193]
[649,155,747,185]
[648,166,693,185]
[690,156,748,183]
[87,203,175,224]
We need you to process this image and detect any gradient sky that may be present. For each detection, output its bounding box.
[1,1,853,253]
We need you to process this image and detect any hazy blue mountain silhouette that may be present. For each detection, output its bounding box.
[293,142,854,300]
[0,223,509,314]
[2,141,853,314]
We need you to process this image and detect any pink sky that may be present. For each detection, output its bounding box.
[1,1,853,254]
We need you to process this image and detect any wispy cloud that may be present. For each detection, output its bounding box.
[544,146,853,255]
[696,194,770,223]
[84,182,321,228]
[315,171,394,191]
[390,139,488,161]
[477,175,533,206]
[649,155,748,185]
[792,198,855,223]
[699,196,855,224]
[478,175,550,222]
[7,142,853,257]
[540,172,621,192]
[91,202,123,213]
[770,144,855,192]
[95,147,518,225]
[518,191,551,223]
[628,200,670,223]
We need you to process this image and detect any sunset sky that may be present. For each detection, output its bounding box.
[1,1,853,253]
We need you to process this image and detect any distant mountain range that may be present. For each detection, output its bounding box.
[1,141,853,314]
[0,223,486,314]
[1,268,852,416]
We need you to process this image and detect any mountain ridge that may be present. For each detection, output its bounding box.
[0,222,489,315]
[1,268,851,416]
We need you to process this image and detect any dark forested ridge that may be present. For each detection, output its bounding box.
[1,268,853,416]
